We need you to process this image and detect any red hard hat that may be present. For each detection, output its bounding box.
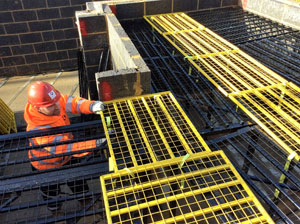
[27,81,61,107]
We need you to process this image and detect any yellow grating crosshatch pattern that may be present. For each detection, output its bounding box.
[100,92,210,171]
[229,83,300,156]
[0,98,17,134]
[144,13,300,161]
[144,13,286,95]
[101,151,274,224]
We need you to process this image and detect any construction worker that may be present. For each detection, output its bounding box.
[24,81,105,212]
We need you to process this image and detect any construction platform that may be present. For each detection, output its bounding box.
[0,3,300,224]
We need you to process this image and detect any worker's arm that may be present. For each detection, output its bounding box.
[33,133,96,157]
[63,95,105,114]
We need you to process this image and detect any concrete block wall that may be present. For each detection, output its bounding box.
[77,2,151,100]
[96,10,151,100]
[76,9,108,99]
[0,0,102,77]
[115,0,239,20]
[239,0,300,29]
[106,14,136,70]
[0,0,239,78]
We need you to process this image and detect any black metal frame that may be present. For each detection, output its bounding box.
[0,120,109,224]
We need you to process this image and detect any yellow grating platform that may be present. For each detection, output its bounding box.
[101,150,274,224]
[0,98,17,134]
[144,13,286,95]
[100,92,210,171]
[229,83,300,156]
[144,13,300,161]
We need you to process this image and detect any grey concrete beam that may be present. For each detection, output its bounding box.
[239,0,300,30]
[76,1,151,100]
[96,69,151,100]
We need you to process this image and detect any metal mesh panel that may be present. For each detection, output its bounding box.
[100,92,210,171]
[121,19,244,131]
[188,7,295,45]
[101,151,274,224]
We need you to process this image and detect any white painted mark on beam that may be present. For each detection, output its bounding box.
[50,72,63,86]
[0,78,9,88]
[69,83,79,96]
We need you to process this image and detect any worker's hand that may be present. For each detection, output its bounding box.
[92,101,105,114]
[96,138,106,147]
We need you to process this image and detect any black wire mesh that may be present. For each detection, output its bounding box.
[188,7,295,45]
[188,7,300,85]
[207,126,300,224]
[122,19,246,131]
[240,33,300,85]
[121,9,300,223]
[0,120,108,224]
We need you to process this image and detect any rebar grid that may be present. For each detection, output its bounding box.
[120,10,300,222]
[240,35,300,85]
[122,19,244,130]
[101,150,274,224]
[144,12,300,161]
[208,127,300,223]
[188,7,295,45]
[188,7,300,85]
[0,120,108,223]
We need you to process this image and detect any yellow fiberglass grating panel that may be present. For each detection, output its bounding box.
[200,29,235,52]
[0,98,17,134]
[159,93,210,153]
[236,50,288,84]
[145,14,182,34]
[101,151,274,224]
[197,54,274,92]
[191,58,246,94]
[176,31,233,57]
[101,92,211,170]
[115,101,154,167]
[130,97,174,162]
[167,34,202,59]
[224,54,279,89]
[229,86,300,158]
[102,102,137,170]
[144,95,193,157]
[234,52,286,84]
[177,32,209,56]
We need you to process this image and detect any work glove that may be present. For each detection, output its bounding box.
[96,138,106,147]
[92,101,105,114]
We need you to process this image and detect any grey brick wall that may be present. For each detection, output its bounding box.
[0,0,99,77]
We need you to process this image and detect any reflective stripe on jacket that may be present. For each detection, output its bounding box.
[24,95,97,170]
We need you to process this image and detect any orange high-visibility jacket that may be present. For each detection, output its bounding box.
[24,95,97,170]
